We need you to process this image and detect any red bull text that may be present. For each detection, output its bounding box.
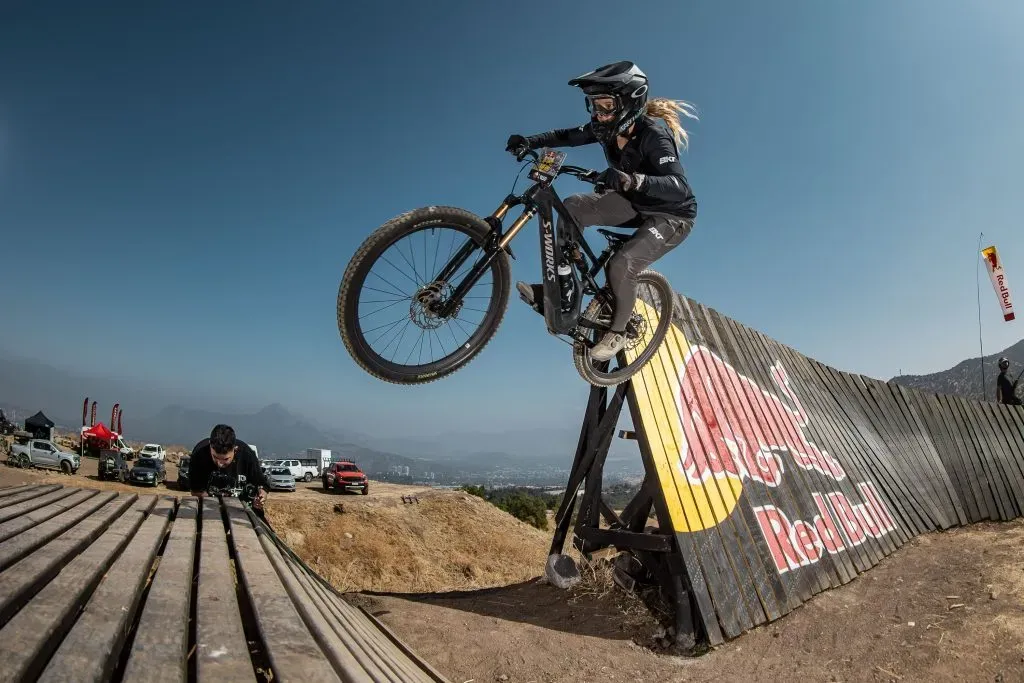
[674,345,899,574]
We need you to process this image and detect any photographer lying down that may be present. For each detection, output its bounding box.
[189,424,271,526]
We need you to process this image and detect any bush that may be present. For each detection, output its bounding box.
[458,485,553,530]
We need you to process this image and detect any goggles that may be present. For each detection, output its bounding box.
[585,94,621,117]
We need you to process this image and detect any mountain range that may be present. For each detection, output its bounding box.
[889,338,1024,401]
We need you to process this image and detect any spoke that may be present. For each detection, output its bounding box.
[362,316,409,336]
[367,317,406,345]
[365,275,410,299]
[358,298,407,320]
[386,320,413,362]
[379,254,421,290]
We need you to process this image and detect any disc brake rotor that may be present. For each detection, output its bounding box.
[410,281,461,330]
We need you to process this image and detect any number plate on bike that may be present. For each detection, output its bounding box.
[529,148,566,183]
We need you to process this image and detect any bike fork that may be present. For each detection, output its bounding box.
[434,202,536,318]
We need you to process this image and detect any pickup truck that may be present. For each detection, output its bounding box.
[322,461,369,495]
[8,438,81,474]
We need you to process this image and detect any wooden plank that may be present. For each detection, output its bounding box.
[0,489,117,572]
[0,492,136,626]
[884,383,963,528]
[959,397,1017,519]
[625,386,726,646]
[255,526,382,683]
[737,315,878,582]
[37,496,174,683]
[622,296,728,645]
[121,497,199,683]
[0,487,75,524]
[625,295,752,640]
[675,300,778,626]
[850,377,947,531]
[945,394,1010,520]
[277,543,443,683]
[224,498,342,682]
[707,309,842,599]
[824,368,929,537]
[0,484,42,500]
[746,322,892,572]
[0,484,63,510]
[899,389,975,525]
[989,404,1024,500]
[794,360,904,563]
[196,496,254,682]
[969,400,1024,517]
[933,392,995,522]
[0,488,100,544]
[692,307,793,619]
[0,495,156,683]
[814,365,920,543]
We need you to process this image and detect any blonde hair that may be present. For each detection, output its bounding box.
[644,97,699,151]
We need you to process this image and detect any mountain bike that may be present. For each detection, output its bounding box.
[336,147,677,387]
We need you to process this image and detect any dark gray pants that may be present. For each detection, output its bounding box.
[558,191,692,331]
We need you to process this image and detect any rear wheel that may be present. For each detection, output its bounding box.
[338,206,512,385]
[572,270,677,387]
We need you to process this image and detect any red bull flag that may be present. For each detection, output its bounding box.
[981,245,1015,322]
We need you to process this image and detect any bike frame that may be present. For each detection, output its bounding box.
[433,154,618,338]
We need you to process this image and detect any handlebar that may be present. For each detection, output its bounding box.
[516,147,602,186]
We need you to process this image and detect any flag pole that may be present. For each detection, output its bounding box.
[977,231,986,400]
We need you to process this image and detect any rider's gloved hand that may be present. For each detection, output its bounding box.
[505,134,530,156]
[595,167,644,193]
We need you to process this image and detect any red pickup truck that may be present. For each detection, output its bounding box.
[322,460,369,495]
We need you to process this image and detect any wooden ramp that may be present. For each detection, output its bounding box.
[0,483,448,683]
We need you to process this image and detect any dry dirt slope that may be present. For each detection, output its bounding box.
[265,489,554,594]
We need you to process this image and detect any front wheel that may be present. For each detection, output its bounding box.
[337,206,512,385]
[572,270,677,387]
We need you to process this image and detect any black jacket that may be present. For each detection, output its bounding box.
[997,371,1021,405]
[526,115,697,220]
[188,437,269,497]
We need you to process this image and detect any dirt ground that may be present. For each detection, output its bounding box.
[350,520,1024,683]
[2,457,1023,682]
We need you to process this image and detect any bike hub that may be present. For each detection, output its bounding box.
[411,281,461,329]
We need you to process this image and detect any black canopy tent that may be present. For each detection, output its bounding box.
[24,411,55,439]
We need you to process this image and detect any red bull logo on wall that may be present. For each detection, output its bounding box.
[626,299,900,573]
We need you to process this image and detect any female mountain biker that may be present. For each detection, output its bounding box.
[506,60,698,361]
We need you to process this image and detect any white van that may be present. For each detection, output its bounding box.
[276,458,320,482]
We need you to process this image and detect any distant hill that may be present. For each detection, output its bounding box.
[0,351,642,482]
[889,338,1024,401]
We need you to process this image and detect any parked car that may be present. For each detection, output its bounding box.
[177,455,191,491]
[275,458,321,482]
[129,457,166,487]
[265,466,296,492]
[137,443,165,461]
[98,449,130,482]
[8,440,78,473]
[322,461,369,495]
[8,438,80,474]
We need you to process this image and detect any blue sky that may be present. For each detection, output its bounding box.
[2,0,1022,436]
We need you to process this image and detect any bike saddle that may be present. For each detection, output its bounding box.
[596,228,632,244]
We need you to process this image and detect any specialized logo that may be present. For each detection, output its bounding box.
[625,299,900,577]
[541,216,556,282]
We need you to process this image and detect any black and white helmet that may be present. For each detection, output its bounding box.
[999,356,1010,370]
[568,61,649,142]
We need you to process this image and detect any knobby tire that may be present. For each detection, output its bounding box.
[337,206,511,385]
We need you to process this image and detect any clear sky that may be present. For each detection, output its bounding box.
[2,0,1022,436]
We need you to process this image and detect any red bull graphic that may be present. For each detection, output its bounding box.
[676,345,846,487]
[90,401,97,427]
[981,245,1015,322]
[753,482,898,574]
[110,403,120,433]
